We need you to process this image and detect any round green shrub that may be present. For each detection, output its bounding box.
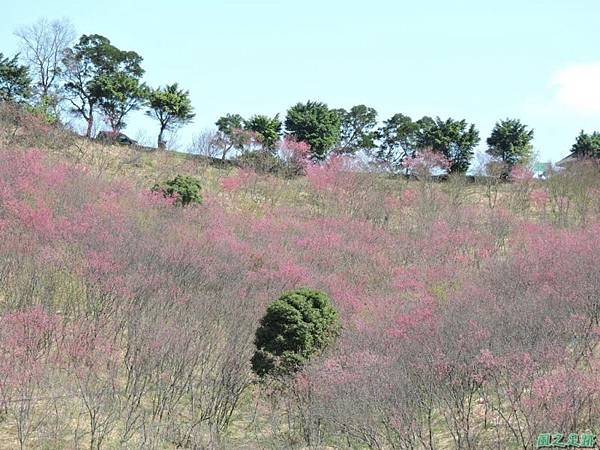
[251,288,341,378]
[152,175,202,206]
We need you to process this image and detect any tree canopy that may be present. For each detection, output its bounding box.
[374,113,419,168]
[245,114,282,151]
[285,101,341,160]
[96,71,147,132]
[335,104,378,155]
[146,83,195,148]
[62,34,145,137]
[486,118,534,169]
[0,53,32,102]
[416,116,480,173]
[571,130,600,159]
[213,113,254,159]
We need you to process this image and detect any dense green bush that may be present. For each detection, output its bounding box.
[152,175,202,206]
[251,288,340,378]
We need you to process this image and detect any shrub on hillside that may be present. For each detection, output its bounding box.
[152,174,202,206]
[251,288,340,378]
[278,136,310,176]
[236,141,309,177]
[25,96,59,126]
[235,150,284,175]
[0,101,73,149]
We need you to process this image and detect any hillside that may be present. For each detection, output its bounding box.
[1,113,600,450]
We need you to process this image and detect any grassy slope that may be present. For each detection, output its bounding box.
[0,127,575,449]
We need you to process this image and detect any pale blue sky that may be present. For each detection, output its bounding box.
[4,0,600,162]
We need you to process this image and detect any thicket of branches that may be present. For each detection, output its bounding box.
[1,116,600,447]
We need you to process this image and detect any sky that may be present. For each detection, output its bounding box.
[3,0,600,163]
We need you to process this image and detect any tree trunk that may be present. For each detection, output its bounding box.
[85,104,94,138]
[157,126,166,150]
[86,117,94,138]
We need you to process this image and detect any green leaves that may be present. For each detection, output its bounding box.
[486,118,534,168]
[335,105,378,155]
[95,72,148,132]
[72,34,144,78]
[147,84,194,124]
[251,288,340,379]
[0,52,32,102]
[373,114,479,173]
[245,114,282,151]
[152,175,202,207]
[285,101,341,160]
[62,34,145,135]
[375,113,419,167]
[216,113,244,135]
[214,113,253,158]
[416,116,480,173]
[146,83,194,148]
[571,130,600,159]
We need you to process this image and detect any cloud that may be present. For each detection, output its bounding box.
[550,62,600,113]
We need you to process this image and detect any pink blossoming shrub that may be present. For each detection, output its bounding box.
[1,144,600,448]
[511,165,535,182]
[278,136,310,175]
[529,187,549,208]
[401,148,451,177]
[220,168,257,192]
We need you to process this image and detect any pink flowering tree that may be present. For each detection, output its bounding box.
[0,307,59,450]
[401,147,451,179]
[278,136,311,175]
